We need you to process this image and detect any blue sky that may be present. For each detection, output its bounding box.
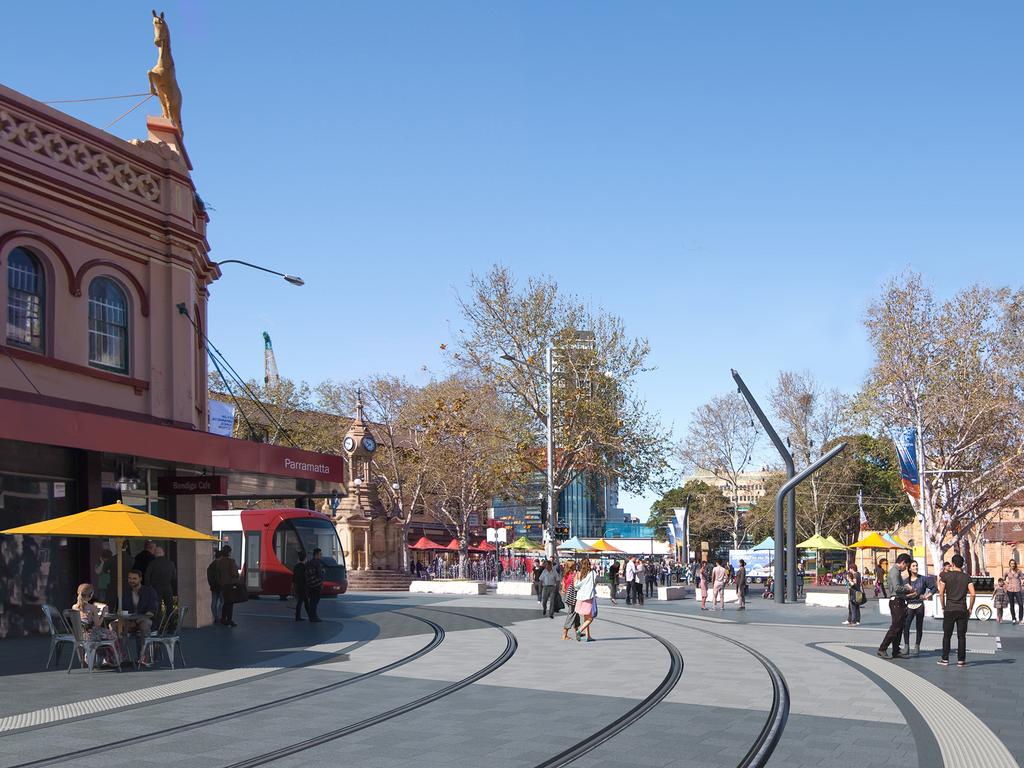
[4,2,1022,519]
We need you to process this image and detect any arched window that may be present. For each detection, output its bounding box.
[6,247,45,351]
[88,277,129,373]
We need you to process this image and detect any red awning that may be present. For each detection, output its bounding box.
[0,392,345,483]
[473,541,496,552]
[409,536,443,550]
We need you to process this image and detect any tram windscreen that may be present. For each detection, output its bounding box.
[275,518,346,577]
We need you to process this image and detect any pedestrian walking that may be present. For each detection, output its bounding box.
[699,558,710,610]
[876,554,916,659]
[561,562,580,640]
[624,557,637,605]
[1005,559,1022,624]
[711,559,728,610]
[993,578,1009,624]
[207,548,223,625]
[532,559,544,604]
[539,560,559,618]
[634,558,646,605]
[937,554,976,667]
[735,559,747,610]
[608,560,620,605]
[645,559,657,598]
[844,564,863,625]
[214,545,241,627]
[292,551,309,621]
[144,546,176,625]
[305,548,326,622]
[574,559,597,642]
[902,560,929,656]
[874,559,889,599]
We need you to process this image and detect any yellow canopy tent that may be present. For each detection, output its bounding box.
[850,531,898,580]
[590,538,626,554]
[849,532,894,549]
[2,501,217,613]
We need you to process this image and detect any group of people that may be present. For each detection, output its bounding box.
[695,558,748,611]
[533,559,599,641]
[69,564,164,668]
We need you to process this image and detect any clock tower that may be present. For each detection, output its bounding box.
[330,392,404,577]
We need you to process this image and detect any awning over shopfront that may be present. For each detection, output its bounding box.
[0,394,344,484]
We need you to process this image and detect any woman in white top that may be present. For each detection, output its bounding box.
[574,559,598,642]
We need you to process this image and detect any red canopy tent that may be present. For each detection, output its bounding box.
[473,541,496,552]
[409,536,444,550]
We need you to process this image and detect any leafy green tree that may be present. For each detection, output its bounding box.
[453,266,673,547]
[744,434,914,545]
[648,481,731,544]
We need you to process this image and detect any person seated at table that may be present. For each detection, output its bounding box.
[121,569,159,659]
[72,583,121,665]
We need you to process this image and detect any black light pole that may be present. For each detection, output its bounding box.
[732,369,797,603]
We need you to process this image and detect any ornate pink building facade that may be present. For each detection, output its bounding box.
[0,85,344,636]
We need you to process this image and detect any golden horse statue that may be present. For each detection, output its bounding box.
[147,10,183,135]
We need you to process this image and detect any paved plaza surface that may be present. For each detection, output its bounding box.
[0,592,1020,768]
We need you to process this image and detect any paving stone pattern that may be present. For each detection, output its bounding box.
[0,592,1019,768]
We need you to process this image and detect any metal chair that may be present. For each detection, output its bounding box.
[139,605,188,670]
[41,605,75,670]
[62,609,122,673]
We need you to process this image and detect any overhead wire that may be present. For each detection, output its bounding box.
[176,305,300,448]
[43,92,150,104]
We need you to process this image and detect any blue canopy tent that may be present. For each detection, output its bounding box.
[751,537,775,551]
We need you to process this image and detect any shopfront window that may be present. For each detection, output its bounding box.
[0,473,76,638]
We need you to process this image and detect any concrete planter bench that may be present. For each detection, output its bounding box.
[409,580,487,595]
[806,591,850,608]
[657,585,691,600]
[496,581,535,596]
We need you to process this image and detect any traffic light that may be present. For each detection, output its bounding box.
[554,525,570,540]
[539,496,548,526]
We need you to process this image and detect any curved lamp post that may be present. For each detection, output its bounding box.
[214,259,304,286]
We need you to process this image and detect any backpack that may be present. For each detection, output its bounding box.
[306,559,325,589]
[206,559,221,590]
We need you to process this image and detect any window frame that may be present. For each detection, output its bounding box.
[87,276,130,375]
[6,246,45,353]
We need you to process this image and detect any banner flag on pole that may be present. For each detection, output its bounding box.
[858,488,869,531]
[894,428,921,500]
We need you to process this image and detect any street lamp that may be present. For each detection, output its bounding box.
[214,259,305,286]
[499,348,555,560]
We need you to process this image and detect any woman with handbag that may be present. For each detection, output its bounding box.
[574,559,598,642]
[844,565,863,625]
[902,560,928,656]
[560,561,580,640]
[215,545,242,627]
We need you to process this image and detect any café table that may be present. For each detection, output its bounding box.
[101,613,149,667]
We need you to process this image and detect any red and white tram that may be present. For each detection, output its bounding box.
[212,508,347,598]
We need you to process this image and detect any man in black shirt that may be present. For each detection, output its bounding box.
[938,554,976,667]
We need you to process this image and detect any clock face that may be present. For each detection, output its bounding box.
[362,436,377,453]
[343,436,355,452]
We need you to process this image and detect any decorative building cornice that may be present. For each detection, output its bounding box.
[1,107,161,204]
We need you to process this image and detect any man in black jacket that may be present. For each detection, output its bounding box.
[292,551,309,622]
[877,553,917,660]
[305,548,326,623]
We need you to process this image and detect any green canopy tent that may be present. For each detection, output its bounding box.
[797,534,848,583]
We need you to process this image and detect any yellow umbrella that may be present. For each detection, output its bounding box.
[590,538,626,554]
[2,501,217,612]
[849,532,894,549]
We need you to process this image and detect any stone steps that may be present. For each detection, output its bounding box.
[346,570,414,592]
